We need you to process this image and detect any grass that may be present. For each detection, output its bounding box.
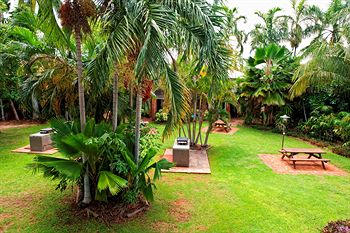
[1,124,350,232]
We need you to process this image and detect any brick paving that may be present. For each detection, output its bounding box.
[258,154,348,176]
[161,149,211,174]
[12,145,58,155]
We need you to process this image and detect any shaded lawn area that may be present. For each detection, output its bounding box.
[0,124,350,233]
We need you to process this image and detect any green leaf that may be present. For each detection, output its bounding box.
[28,156,82,179]
[97,171,127,196]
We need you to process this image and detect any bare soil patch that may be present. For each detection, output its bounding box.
[0,192,42,231]
[169,198,191,223]
[151,221,178,233]
[0,120,43,131]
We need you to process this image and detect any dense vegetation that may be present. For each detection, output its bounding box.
[0,0,349,230]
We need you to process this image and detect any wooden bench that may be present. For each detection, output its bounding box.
[289,158,330,169]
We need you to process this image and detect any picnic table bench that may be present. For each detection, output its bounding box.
[279,148,330,169]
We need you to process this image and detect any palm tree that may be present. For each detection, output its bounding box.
[0,0,9,23]
[90,0,230,160]
[281,0,310,56]
[249,7,288,49]
[291,43,350,98]
[58,0,96,205]
[219,6,247,55]
[303,0,350,54]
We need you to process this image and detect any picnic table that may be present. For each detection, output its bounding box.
[279,148,330,169]
[213,120,230,132]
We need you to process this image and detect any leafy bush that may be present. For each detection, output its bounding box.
[322,219,350,233]
[29,119,173,204]
[298,111,350,147]
[155,109,168,123]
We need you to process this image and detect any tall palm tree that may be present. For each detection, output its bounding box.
[303,0,350,54]
[90,0,230,161]
[249,7,287,49]
[281,0,311,56]
[59,0,96,205]
[219,6,247,55]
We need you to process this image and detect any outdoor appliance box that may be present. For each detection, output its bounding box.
[173,138,190,167]
[29,131,53,152]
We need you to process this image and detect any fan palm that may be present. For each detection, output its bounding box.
[238,44,295,125]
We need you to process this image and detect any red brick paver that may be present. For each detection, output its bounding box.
[258,154,348,176]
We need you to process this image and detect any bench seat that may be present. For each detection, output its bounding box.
[289,158,330,169]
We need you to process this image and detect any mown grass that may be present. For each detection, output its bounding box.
[0,124,350,233]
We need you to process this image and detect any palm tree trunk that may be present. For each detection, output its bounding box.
[130,85,134,109]
[10,100,19,121]
[204,110,214,147]
[192,93,197,144]
[75,30,91,205]
[30,0,36,12]
[302,99,307,121]
[203,124,212,147]
[75,31,86,130]
[32,94,39,120]
[134,87,142,163]
[0,99,5,121]
[112,65,119,131]
[195,95,203,145]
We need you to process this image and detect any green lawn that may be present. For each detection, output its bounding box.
[1,124,350,233]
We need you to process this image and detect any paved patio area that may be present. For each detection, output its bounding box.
[258,154,348,176]
[12,145,58,155]
[162,149,211,174]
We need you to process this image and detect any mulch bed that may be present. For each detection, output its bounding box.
[64,197,150,226]
[258,154,348,176]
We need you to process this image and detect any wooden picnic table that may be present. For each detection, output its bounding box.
[214,120,226,128]
[279,148,330,169]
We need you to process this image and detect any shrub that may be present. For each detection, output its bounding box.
[322,219,350,233]
[155,109,168,123]
[29,119,173,204]
[298,111,350,147]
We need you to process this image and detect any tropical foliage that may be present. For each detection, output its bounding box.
[237,44,297,125]
[29,119,173,203]
[1,0,350,214]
